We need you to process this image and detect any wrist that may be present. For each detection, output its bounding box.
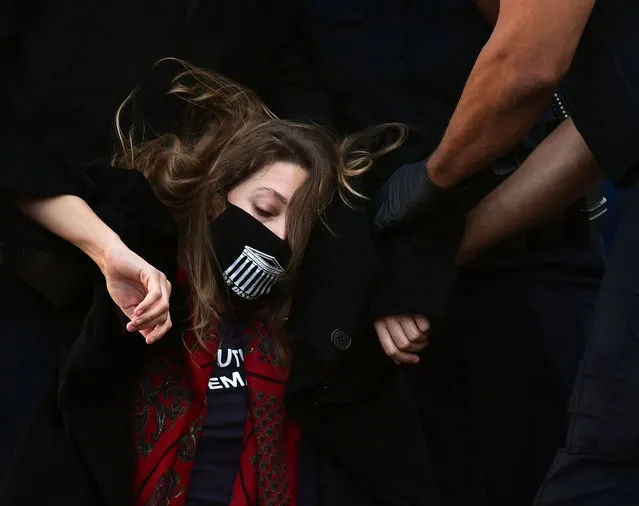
[78,228,123,273]
[426,159,456,190]
[426,152,463,190]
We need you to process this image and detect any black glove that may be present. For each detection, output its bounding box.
[373,159,458,233]
[370,160,470,323]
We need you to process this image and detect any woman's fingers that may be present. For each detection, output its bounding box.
[413,314,431,335]
[397,316,429,346]
[133,270,165,317]
[140,313,173,344]
[374,314,432,365]
[374,320,420,365]
[386,317,426,352]
[132,311,169,332]
[130,270,171,332]
[131,277,170,328]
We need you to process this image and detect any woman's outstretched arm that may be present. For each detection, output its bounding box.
[18,195,173,343]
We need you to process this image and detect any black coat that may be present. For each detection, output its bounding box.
[0,1,440,504]
[285,135,446,505]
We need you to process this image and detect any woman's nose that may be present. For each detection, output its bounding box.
[271,217,287,241]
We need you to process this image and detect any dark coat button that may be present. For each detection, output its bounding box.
[331,329,352,351]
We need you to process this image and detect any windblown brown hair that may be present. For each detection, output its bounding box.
[113,59,405,359]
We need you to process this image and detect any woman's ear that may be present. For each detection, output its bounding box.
[209,194,226,220]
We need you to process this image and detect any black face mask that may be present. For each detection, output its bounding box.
[209,203,291,301]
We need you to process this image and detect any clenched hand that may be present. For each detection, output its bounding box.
[374,314,430,365]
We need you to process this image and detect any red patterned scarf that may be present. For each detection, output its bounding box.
[130,314,300,506]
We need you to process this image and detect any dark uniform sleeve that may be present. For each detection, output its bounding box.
[258,0,334,125]
[562,0,639,185]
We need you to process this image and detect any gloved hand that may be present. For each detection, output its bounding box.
[373,159,458,233]
[370,159,469,329]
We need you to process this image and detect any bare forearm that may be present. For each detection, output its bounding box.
[456,119,604,264]
[17,195,120,272]
[427,48,555,188]
[428,0,596,189]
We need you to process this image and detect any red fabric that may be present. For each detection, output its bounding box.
[131,291,300,506]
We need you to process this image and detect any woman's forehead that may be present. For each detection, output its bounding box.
[243,162,308,200]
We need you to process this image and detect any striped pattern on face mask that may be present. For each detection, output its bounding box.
[222,246,285,300]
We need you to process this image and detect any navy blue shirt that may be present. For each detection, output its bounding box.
[187,323,248,506]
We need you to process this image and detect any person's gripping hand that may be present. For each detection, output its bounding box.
[374,160,453,233]
[374,314,430,365]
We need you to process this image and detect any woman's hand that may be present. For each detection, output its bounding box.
[101,239,173,344]
[19,195,173,344]
[374,314,430,365]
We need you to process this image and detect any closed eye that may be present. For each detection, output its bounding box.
[253,205,276,219]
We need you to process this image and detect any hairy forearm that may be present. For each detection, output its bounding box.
[428,39,559,188]
[456,119,604,264]
[427,0,596,189]
[17,195,121,272]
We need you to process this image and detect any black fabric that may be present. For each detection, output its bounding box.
[288,325,443,506]
[209,204,291,301]
[534,183,639,505]
[369,156,468,323]
[373,160,463,233]
[562,0,639,185]
[415,253,602,506]
[286,198,379,369]
[288,131,433,365]
[0,270,58,480]
[287,126,465,369]
[285,129,445,506]
[367,215,463,323]
[531,2,639,492]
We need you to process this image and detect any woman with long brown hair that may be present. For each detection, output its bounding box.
[0,61,408,506]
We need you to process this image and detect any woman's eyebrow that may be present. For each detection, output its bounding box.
[255,187,288,205]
